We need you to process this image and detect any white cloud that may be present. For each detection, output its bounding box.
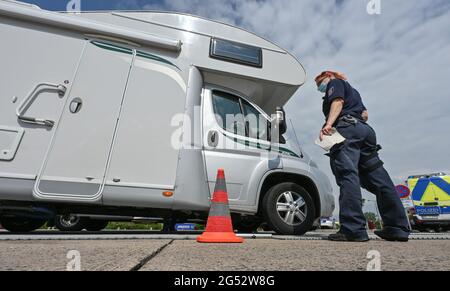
[136,0,450,215]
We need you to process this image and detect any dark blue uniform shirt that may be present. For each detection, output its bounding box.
[322,79,366,122]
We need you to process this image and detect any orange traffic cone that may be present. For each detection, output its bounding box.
[197,169,244,243]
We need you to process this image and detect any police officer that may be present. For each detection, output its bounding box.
[315,71,410,242]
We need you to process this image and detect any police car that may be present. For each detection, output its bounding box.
[406,173,450,232]
[320,217,336,229]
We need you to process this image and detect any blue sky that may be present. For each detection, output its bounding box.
[18,0,450,215]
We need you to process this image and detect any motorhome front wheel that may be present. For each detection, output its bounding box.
[262,182,315,235]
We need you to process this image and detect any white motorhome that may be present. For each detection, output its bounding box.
[0,0,334,234]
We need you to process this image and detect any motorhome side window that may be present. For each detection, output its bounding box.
[212,91,269,141]
[212,91,246,136]
[241,100,269,141]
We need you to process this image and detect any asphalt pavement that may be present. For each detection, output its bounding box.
[0,230,449,271]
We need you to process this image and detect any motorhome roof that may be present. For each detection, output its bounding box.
[1,1,307,110]
[78,10,289,53]
[0,1,182,51]
[73,10,306,85]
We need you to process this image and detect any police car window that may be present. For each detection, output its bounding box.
[242,100,269,141]
[212,91,246,136]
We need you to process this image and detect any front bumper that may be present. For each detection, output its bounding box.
[413,214,450,226]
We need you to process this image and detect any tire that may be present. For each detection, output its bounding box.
[0,216,46,233]
[162,218,178,232]
[84,220,109,231]
[262,182,315,235]
[55,214,86,231]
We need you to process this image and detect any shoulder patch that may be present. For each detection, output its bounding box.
[328,87,334,96]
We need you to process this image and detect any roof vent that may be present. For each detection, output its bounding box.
[210,38,262,68]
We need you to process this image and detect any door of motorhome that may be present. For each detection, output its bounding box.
[202,87,282,206]
[35,41,133,201]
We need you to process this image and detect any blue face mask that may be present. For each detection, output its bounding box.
[318,80,328,93]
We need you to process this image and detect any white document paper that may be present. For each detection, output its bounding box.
[315,128,346,152]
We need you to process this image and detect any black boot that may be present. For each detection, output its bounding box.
[328,232,369,242]
[374,229,409,242]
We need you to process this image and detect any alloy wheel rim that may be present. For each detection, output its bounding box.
[276,191,307,226]
[60,215,80,227]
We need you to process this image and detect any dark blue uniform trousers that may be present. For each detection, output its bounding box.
[330,120,410,238]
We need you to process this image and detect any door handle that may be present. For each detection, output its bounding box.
[207,130,219,147]
[16,83,67,128]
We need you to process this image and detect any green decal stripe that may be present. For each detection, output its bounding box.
[279,146,300,158]
[91,41,133,55]
[223,133,300,158]
[136,51,181,70]
[90,40,180,70]
[232,137,271,151]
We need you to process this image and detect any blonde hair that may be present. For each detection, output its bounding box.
[315,71,347,85]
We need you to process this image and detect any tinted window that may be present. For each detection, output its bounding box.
[212,91,246,136]
[210,38,262,68]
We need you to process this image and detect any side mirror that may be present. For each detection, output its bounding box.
[275,107,287,135]
[270,107,287,144]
